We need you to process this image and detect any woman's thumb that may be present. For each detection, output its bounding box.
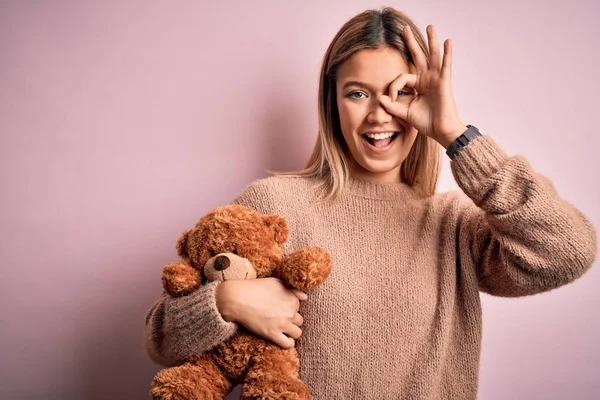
[380,95,409,120]
[291,289,308,301]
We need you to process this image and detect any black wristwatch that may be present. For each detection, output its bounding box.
[445,125,482,160]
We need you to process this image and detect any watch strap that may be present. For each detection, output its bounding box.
[446,125,482,160]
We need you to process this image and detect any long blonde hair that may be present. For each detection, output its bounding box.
[279,7,441,200]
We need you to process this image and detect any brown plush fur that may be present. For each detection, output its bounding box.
[150,205,332,400]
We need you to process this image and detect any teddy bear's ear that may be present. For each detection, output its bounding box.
[263,215,289,245]
[176,229,192,261]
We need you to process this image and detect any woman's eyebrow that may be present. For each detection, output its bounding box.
[341,80,372,90]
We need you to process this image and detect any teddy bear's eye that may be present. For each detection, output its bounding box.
[231,249,238,255]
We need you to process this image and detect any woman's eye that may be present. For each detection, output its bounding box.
[397,89,412,97]
[348,91,367,99]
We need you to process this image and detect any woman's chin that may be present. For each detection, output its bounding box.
[351,159,403,182]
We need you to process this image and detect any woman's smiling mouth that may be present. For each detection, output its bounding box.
[362,131,400,152]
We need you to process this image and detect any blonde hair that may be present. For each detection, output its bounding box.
[279,7,441,200]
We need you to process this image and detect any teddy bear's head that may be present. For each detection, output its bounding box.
[176,204,289,282]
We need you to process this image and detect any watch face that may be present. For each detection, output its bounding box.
[463,126,480,139]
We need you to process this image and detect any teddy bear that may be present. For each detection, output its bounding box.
[150,204,332,400]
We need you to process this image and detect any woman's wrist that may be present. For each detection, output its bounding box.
[435,123,467,149]
[216,280,239,322]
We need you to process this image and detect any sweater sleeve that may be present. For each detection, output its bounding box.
[452,135,597,297]
[144,281,237,366]
[144,179,278,366]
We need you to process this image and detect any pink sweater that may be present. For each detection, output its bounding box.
[145,136,596,399]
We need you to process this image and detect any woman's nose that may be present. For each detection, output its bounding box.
[367,102,393,124]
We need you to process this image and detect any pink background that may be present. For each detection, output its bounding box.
[1,1,598,399]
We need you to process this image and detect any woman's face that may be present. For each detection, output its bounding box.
[336,46,418,184]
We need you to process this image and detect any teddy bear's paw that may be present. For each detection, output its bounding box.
[241,376,311,400]
[162,262,202,297]
[278,247,332,291]
[151,363,232,400]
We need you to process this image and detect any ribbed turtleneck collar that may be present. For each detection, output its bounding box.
[344,176,417,200]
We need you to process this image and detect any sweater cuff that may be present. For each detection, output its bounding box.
[450,135,508,204]
[165,281,237,360]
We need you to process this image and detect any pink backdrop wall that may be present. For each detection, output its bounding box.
[1,1,598,399]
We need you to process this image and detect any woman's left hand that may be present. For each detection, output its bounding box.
[380,25,467,148]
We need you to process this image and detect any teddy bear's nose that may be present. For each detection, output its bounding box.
[213,255,231,271]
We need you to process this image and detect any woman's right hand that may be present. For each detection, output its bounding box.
[215,277,307,349]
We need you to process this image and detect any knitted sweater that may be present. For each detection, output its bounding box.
[145,136,596,399]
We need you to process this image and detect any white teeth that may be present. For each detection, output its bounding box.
[365,132,395,140]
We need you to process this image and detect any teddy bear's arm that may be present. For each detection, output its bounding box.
[275,247,332,291]
[162,262,203,297]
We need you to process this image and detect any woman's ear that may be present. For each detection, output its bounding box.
[264,215,289,245]
[176,229,191,260]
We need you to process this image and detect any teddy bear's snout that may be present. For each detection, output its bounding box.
[204,253,258,282]
[214,255,230,271]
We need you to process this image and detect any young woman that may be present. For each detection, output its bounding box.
[145,8,596,399]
